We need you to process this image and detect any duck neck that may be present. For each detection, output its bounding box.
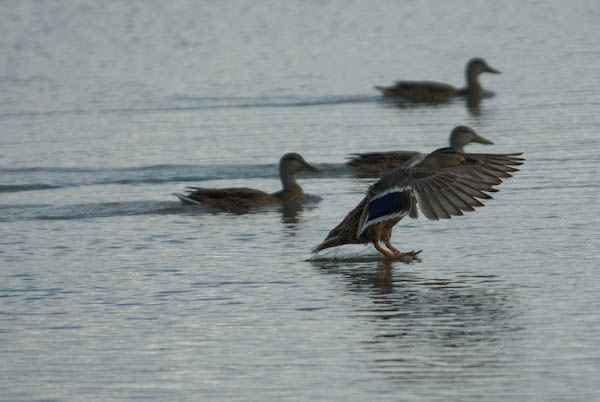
[466,70,482,93]
[279,169,303,199]
[451,142,465,153]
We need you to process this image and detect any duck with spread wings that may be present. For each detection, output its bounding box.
[313,147,523,259]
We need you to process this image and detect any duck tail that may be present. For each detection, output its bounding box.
[345,157,360,167]
[374,85,396,96]
[312,236,345,253]
[173,193,203,205]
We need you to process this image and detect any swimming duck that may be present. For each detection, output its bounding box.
[313,147,523,259]
[347,125,494,175]
[173,153,321,213]
[374,58,500,102]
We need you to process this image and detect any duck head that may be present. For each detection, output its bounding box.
[278,152,321,192]
[449,125,494,152]
[279,153,321,175]
[467,58,501,76]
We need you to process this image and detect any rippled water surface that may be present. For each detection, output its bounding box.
[2,1,600,401]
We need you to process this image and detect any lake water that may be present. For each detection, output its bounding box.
[1,1,600,401]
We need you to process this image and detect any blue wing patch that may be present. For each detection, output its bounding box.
[358,186,413,237]
[367,191,409,222]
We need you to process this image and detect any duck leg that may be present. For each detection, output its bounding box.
[384,239,422,258]
[375,242,421,260]
[374,242,397,258]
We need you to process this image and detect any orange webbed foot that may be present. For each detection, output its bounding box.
[376,242,422,261]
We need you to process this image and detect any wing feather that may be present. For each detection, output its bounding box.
[445,152,524,183]
[410,167,500,220]
[443,186,478,210]
[426,191,452,219]
[357,171,415,234]
[353,151,523,226]
[415,191,439,220]
[434,189,464,216]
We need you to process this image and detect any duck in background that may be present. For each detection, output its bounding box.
[347,125,494,176]
[374,58,500,102]
[314,147,523,259]
[174,153,321,213]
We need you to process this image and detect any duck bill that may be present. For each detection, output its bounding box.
[472,135,494,145]
[463,157,483,165]
[485,65,501,74]
[304,162,322,173]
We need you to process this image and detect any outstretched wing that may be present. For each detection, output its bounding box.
[445,153,524,184]
[350,151,523,236]
[410,167,500,220]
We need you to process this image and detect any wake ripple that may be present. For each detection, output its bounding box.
[0,94,379,119]
[0,184,63,193]
[0,163,356,193]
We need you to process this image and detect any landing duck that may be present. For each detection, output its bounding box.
[374,58,500,102]
[314,147,523,259]
[347,125,494,175]
[174,153,321,213]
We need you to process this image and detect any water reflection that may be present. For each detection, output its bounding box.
[377,94,486,117]
[465,94,483,116]
[280,201,303,225]
[311,259,521,383]
[175,196,313,226]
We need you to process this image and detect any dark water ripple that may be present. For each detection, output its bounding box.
[0,184,63,192]
[0,193,323,222]
[0,163,353,193]
[0,94,379,120]
[1,201,201,221]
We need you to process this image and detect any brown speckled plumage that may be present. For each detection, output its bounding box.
[314,147,523,259]
[173,153,320,213]
[374,58,500,102]
[347,125,494,175]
